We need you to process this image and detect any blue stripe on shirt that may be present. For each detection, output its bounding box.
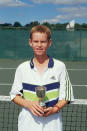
[22,82,60,92]
[46,98,59,107]
[44,82,60,91]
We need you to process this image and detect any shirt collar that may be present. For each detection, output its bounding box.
[30,57,54,69]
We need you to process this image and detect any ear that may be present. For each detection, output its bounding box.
[29,39,32,47]
[48,39,52,48]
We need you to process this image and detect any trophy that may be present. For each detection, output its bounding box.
[35,86,46,107]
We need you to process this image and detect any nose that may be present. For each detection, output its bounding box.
[38,41,42,46]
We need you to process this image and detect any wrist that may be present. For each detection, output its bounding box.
[53,105,60,112]
[24,99,30,108]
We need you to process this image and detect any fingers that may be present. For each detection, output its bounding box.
[32,104,44,116]
[32,107,44,116]
[27,101,44,116]
[44,107,52,112]
[36,104,44,113]
[25,100,56,117]
[44,107,53,117]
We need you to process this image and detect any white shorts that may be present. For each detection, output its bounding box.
[18,108,63,131]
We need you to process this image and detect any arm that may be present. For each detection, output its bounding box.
[44,100,68,117]
[44,63,74,117]
[10,66,44,117]
[13,95,44,117]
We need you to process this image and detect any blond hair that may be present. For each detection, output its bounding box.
[30,25,51,41]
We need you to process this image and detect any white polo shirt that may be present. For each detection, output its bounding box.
[10,57,74,131]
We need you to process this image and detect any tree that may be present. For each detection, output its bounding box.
[25,21,40,28]
[42,22,51,29]
[75,23,81,29]
[0,23,12,27]
[81,23,87,28]
[13,21,22,27]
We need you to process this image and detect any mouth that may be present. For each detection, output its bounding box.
[36,48,43,51]
[35,48,45,55]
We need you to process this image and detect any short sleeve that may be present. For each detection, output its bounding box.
[10,66,23,100]
[59,64,74,102]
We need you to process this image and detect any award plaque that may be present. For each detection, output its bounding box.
[35,86,46,107]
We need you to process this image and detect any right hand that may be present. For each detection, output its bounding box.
[25,100,44,117]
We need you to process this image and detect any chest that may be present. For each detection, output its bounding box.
[21,67,61,86]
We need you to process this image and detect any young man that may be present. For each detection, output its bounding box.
[10,25,74,131]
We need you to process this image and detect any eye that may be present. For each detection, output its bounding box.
[41,41,47,43]
[34,40,38,43]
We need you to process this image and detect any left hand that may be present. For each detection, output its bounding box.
[43,107,58,117]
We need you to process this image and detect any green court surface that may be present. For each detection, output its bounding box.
[0,59,87,131]
[0,58,87,99]
[0,29,87,131]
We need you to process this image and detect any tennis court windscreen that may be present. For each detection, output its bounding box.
[0,96,87,131]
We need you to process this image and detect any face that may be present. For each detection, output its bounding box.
[29,32,51,57]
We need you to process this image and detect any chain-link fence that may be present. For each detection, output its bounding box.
[0,28,87,61]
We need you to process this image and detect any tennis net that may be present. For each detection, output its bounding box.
[0,96,87,131]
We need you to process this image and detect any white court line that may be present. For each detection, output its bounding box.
[0,68,87,70]
[0,68,16,70]
[68,69,87,71]
[73,85,87,87]
[0,83,12,85]
[0,83,87,87]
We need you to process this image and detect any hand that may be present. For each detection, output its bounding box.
[43,106,58,117]
[25,100,44,117]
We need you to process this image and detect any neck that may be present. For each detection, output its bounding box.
[34,55,49,64]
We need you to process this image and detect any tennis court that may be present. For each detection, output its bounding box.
[0,28,87,131]
[0,59,87,131]
[0,59,87,98]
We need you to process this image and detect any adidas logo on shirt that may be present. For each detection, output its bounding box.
[50,76,56,80]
